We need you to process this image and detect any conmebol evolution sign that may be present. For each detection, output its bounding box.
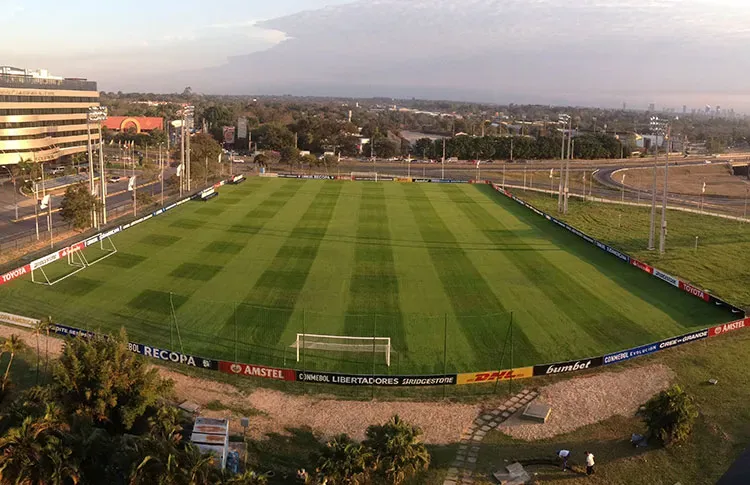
[295,371,457,386]
[603,328,709,365]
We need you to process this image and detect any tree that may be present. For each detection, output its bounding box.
[642,385,699,447]
[54,330,171,432]
[251,124,295,151]
[301,154,319,172]
[59,183,101,231]
[315,434,372,485]
[190,133,223,185]
[280,146,300,169]
[364,415,430,484]
[2,335,23,392]
[0,403,76,484]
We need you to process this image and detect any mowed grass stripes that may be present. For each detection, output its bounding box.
[0,179,732,373]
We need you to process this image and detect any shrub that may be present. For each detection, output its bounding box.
[642,384,699,447]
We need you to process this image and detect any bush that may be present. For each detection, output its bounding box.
[642,385,699,447]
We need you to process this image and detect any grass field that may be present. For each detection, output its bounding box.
[516,188,750,308]
[0,179,734,374]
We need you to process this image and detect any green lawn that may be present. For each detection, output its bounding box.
[514,188,750,308]
[0,179,734,374]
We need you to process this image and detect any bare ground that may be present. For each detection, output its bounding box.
[0,325,675,445]
[498,364,675,441]
[619,163,750,198]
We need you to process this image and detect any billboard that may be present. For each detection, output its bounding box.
[237,118,248,139]
[222,126,236,144]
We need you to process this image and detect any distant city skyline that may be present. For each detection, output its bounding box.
[3,0,750,112]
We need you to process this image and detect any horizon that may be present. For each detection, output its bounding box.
[3,0,750,112]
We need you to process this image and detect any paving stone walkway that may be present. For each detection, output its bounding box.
[443,389,539,485]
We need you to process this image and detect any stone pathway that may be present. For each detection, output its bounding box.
[443,389,539,485]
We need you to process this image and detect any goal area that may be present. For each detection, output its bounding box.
[293,333,391,366]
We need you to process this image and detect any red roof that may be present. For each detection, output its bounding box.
[103,117,164,133]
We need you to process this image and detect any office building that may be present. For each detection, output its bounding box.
[0,66,100,166]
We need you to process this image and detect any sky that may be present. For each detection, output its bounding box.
[3,0,750,111]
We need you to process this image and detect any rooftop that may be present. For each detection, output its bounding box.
[0,66,97,92]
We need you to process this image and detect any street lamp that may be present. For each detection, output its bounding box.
[88,106,108,224]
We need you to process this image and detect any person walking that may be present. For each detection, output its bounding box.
[585,451,595,476]
[557,449,570,471]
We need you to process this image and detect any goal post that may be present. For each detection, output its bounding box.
[78,236,118,267]
[31,246,87,286]
[350,172,379,182]
[293,333,391,366]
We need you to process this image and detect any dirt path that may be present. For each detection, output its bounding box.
[498,364,674,440]
[0,325,675,446]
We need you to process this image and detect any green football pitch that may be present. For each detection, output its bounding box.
[0,179,732,375]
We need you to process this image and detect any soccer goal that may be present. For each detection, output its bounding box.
[350,172,379,182]
[78,236,118,267]
[31,246,88,286]
[293,333,391,366]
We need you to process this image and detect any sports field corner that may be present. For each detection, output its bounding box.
[0,176,738,383]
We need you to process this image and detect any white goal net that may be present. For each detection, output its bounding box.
[350,172,379,181]
[293,333,391,366]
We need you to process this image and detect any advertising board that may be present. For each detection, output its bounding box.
[533,357,603,376]
[128,342,218,370]
[218,361,295,381]
[295,371,456,386]
[456,367,533,385]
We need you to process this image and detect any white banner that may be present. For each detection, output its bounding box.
[0,311,40,329]
[30,251,61,270]
[39,194,51,210]
[127,176,136,192]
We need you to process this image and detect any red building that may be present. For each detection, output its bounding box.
[103,116,164,133]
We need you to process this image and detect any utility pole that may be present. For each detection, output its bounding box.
[647,116,663,251]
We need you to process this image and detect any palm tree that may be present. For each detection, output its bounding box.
[2,334,24,392]
[0,403,72,484]
[316,434,372,485]
[41,316,53,382]
[364,415,431,485]
[222,471,268,484]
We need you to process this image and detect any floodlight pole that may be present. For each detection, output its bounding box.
[442,138,446,180]
[659,126,671,254]
[159,144,164,206]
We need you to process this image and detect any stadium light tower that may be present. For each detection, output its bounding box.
[182,106,195,191]
[88,106,108,224]
[659,123,672,254]
[648,116,667,250]
[557,114,571,213]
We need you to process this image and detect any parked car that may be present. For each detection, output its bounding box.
[49,167,65,176]
[108,176,125,183]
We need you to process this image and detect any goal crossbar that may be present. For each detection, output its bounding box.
[293,333,391,366]
[350,171,379,182]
